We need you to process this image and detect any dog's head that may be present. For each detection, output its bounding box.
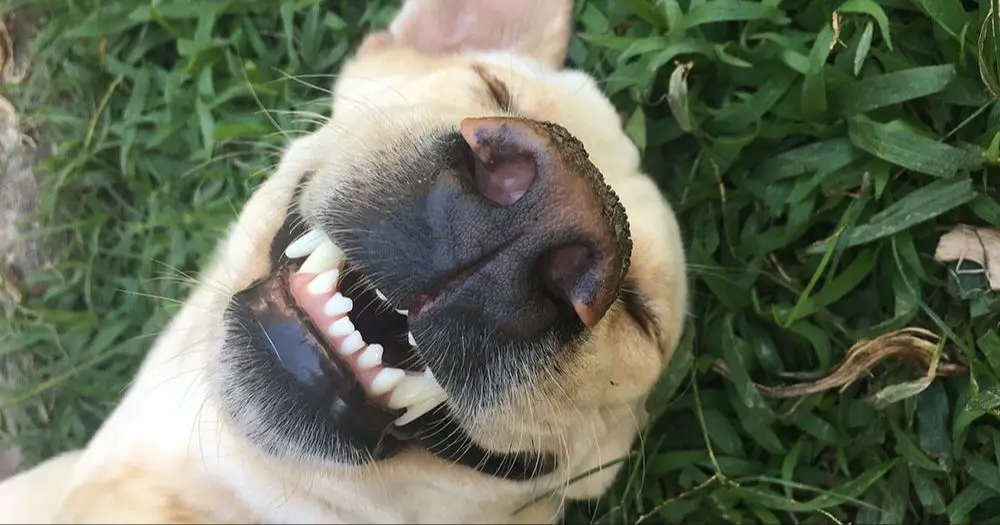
[215,0,687,486]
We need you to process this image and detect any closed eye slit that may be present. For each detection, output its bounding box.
[619,277,657,338]
[472,64,514,113]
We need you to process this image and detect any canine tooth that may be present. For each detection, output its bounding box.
[307,269,340,295]
[407,332,417,347]
[395,308,408,316]
[387,371,446,409]
[324,293,353,316]
[284,229,325,259]
[298,240,344,274]
[375,289,388,301]
[394,394,447,426]
[371,367,405,395]
[339,331,365,355]
[329,317,355,337]
[357,344,383,369]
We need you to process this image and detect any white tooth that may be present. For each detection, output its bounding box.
[371,367,406,396]
[395,308,408,316]
[298,240,344,274]
[407,332,417,347]
[339,331,366,355]
[284,229,325,259]
[394,394,447,426]
[387,370,447,409]
[324,293,353,316]
[328,317,355,337]
[375,289,388,301]
[357,344,383,369]
[307,269,340,295]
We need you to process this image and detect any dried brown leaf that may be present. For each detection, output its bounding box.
[1,264,23,306]
[0,11,34,85]
[0,18,10,80]
[934,225,1000,291]
[713,328,967,399]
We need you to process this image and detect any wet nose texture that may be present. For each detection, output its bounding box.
[450,117,632,330]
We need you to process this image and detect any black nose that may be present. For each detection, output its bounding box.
[424,116,631,331]
[325,116,631,341]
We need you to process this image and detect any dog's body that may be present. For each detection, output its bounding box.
[0,1,688,523]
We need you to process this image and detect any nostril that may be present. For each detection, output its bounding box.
[538,244,614,328]
[460,117,540,206]
[469,151,535,206]
[451,116,630,330]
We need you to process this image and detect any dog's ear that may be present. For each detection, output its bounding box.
[359,0,574,68]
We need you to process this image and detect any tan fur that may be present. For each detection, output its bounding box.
[0,1,688,523]
[53,461,251,524]
[0,452,81,524]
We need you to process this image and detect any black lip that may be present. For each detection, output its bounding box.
[227,270,406,453]
[390,413,559,481]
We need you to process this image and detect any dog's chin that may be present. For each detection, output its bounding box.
[213,202,563,480]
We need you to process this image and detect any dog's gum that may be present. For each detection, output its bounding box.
[287,272,394,405]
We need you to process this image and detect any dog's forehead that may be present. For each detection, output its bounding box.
[328,50,610,140]
[329,56,482,118]
[463,51,548,80]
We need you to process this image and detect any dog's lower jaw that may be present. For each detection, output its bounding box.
[57,324,574,523]
[207,436,568,523]
[205,389,635,524]
[39,201,573,524]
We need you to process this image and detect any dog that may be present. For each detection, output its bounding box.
[0,0,688,522]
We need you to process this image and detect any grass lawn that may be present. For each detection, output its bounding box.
[3,0,1000,522]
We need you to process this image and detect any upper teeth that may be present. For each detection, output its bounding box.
[394,395,446,426]
[357,344,383,369]
[389,370,448,426]
[285,229,326,259]
[298,239,345,275]
[371,367,406,395]
[328,317,355,337]
[388,369,446,409]
[288,229,445,427]
[324,293,353,316]
[340,331,366,355]
[307,269,340,295]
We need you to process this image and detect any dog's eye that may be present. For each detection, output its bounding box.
[619,278,657,338]
[472,64,513,112]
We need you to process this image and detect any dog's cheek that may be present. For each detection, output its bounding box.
[203,135,325,296]
[579,312,666,407]
[520,310,663,415]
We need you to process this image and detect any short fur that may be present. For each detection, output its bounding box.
[0,1,688,523]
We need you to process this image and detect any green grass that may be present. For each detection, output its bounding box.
[2,0,1000,522]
